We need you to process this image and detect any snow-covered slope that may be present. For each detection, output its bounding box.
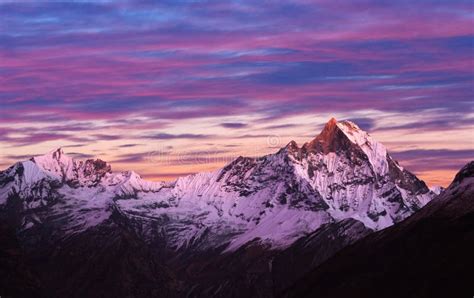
[0,119,436,252]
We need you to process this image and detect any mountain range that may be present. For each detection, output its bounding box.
[0,118,471,298]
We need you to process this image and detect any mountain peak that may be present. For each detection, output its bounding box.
[304,118,349,154]
[34,147,71,163]
[50,147,65,160]
[451,161,474,186]
[302,118,389,176]
[30,148,75,180]
[317,118,367,142]
[320,117,339,135]
[327,117,338,126]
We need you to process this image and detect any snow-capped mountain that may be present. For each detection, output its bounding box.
[0,118,439,297]
[0,118,434,251]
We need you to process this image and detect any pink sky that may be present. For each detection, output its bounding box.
[0,1,473,186]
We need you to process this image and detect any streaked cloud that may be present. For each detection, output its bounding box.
[143,133,212,140]
[220,122,248,129]
[0,0,472,186]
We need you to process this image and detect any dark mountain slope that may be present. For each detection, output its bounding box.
[0,222,42,298]
[0,209,180,298]
[181,218,372,298]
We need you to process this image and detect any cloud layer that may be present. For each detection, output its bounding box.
[0,0,472,186]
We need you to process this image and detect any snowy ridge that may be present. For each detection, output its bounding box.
[107,171,165,195]
[0,119,436,251]
[336,120,389,176]
[32,148,76,181]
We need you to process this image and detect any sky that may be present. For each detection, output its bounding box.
[0,0,473,186]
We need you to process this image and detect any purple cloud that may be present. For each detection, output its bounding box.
[0,0,472,185]
[118,143,142,148]
[220,122,248,129]
[391,149,473,172]
[144,133,211,140]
